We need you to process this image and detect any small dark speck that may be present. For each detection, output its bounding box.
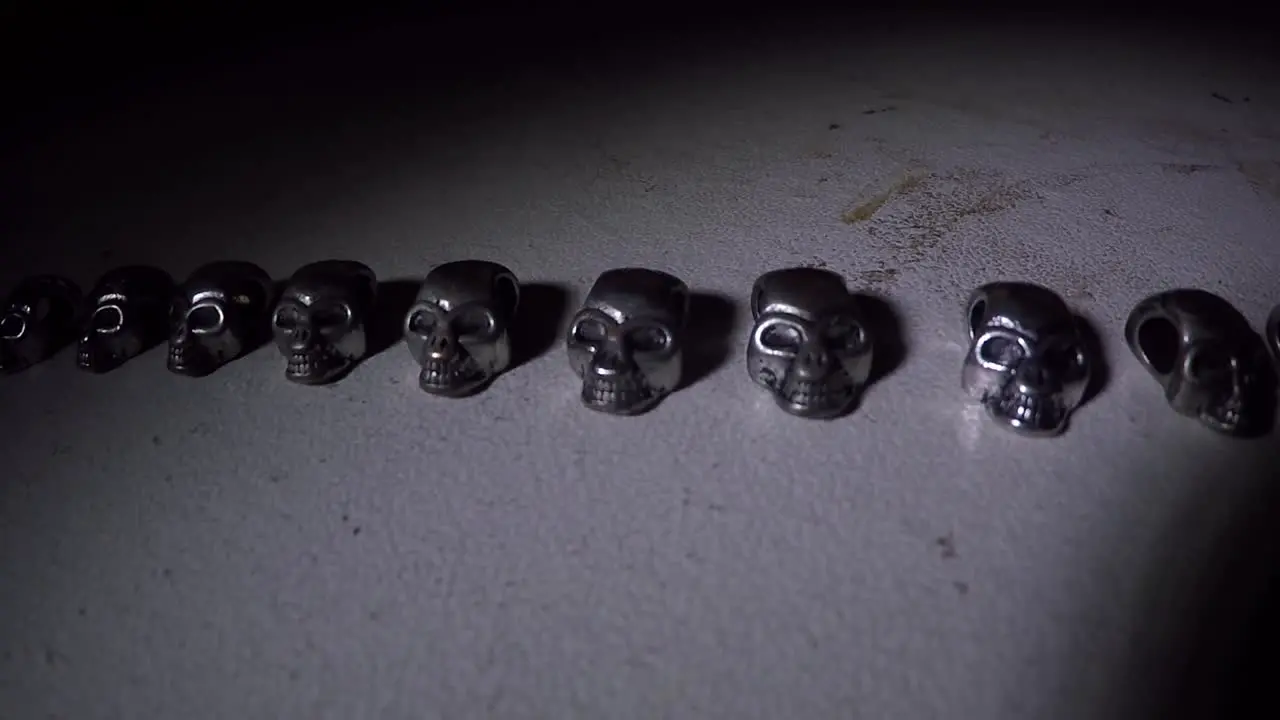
[953,581,969,595]
[862,105,897,115]
[77,607,86,616]
[318,457,328,464]
[99,248,115,261]
[268,473,283,484]
[1243,96,1251,102]
[828,123,841,130]
[706,503,726,513]
[1102,208,1117,217]
[160,568,172,579]
[341,514,349,522]
[1211,92,1233,103]
[352,526,362,536]
[44,648,63,666]
[151,435,162,446]
[935,533,958,559]
[163,474,173,484]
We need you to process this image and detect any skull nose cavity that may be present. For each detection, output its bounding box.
[1014,360,1057,394]
[590,350,631,377]
[794,345,832,379]
[290,326,312,347]
[426,334,455,361]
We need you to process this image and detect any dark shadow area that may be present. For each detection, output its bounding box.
[1142,444,1280,720]
[1074,313,1109,409]
[854,292,906,389]
[510,282,571,372]
[680,292,738,391]
[367,278,421,360]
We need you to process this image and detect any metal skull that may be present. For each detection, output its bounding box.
[1126,289,1272,436]
[272,260,377,385]
[168,261,275,377]
[962,282,1092,437]
[404,260,520,397]
[746,268,872,419]
[77,266,174,373]
[567,268,689,415]
[0,275,81,374]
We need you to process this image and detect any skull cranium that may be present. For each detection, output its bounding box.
[168,261,275,377]
[746,267,872,419]
[404,260,521,397]
[77,266,174,374]
[962,282,1091,436]
[271,260,377,385]
[1126,289,1273,436]
[566,268,689,415]
[0,275,81,374]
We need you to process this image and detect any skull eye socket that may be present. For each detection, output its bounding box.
[452,307,493,338]
[31,298,51,322]
[977,333,1024,368]
[759,322,803,353]
[187,304,225,334]
[626,324,670,353]
[824,317,864,348]
[274,305,302,331]
[407,309,437,335]
[572,318,608,345]
[91,305,124,333]
[312,304,351,332]
[1185,344,1233,380]
[0,314,26,339]
[1135,316,1179,375]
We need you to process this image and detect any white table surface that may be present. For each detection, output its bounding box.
[3,15,1279,720]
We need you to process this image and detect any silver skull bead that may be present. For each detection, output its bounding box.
[404,260,520,397]
[0,275,81,374]
[746,268,873,419]
[567,268,689,415]
[271,260,377,385]
[168,261,275,377]
[77,266,174,374]
[962,282,1092,436]
[1126,289,1272,436]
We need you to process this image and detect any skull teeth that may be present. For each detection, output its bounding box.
[991,391,1064,431]
[780,377,855,409]
[583,375,652,407]
[419,357,482,386]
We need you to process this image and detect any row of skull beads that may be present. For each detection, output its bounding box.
[0,259,1277,437]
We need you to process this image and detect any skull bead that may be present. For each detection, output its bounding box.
[0,275,81,374]
[962,282,1092,437]
[404,260,520,397]
[567,268,689,415]
[1126,289,1273,436]
[746,268,873,419]
[167,261,275,377]
[271,260,377,385]
[77,265,174,373]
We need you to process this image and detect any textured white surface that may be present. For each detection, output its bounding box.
[2,20,1280,720]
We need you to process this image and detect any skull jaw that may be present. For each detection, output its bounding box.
[983,386,1068,437]
[76,342,126,374]
[285,346,349,386]
[0,342,32,374]
[1194,395,1266,437]
[774,371,858,419]
[167,344,218,377]
[418,354,490,398]
[580,372,660,416]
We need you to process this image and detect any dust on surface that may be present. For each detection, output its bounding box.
[840,166,1067,272]
[855,267,900,289]
[1238,160,1280,201]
